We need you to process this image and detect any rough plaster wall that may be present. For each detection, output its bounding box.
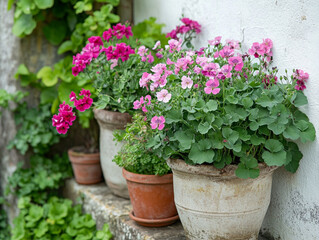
[0,0,23,222]
[134,1,319,239]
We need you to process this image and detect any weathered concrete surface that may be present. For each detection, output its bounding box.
[134,1,319,239]
[0,0,23,223]
[63,179,186,240]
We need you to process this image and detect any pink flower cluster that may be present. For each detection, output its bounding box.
[137,46,154,63]
[70,89,93,112]
[293,69,309,90]
[133,95,151,112]
[102,23,133,42]
[52,102,76,134]
[248,38,273,61]
[101,43,135,62]
[52,89,93,134]
[72,38,103,76]
[166,18,201,39]
[139,63,173,91]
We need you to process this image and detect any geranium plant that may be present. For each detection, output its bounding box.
[135,37,315,178]
[113,114,171,175]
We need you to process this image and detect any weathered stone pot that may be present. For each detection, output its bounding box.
[167,159,277,240]
[122,168,179,227]
[68,147,102,185]
[94,108,132,198]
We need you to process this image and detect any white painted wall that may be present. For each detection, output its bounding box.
[134,1,319,239]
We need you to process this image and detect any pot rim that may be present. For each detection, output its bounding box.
[68,147,100,165]
[93,108,131,128]
[167,158,278,179]
[122,168,173,184]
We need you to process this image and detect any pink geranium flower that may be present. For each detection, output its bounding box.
[88,36,103,47]
[248,42,266,58]
[150,116,165,130]
[181,76,193,89]
[103,29,113,42]
[204,79,220,95]
[156,89,171,103]
[168,39,182,53]
[228,56,243,71]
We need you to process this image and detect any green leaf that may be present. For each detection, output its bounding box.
[14,64,29,79]
[40,87,57,104]
[249,121,259,131]
[291,91,308,107]
[204,100,218,112]
[165,109,183,124]
[222,128,239,144]
[34,221,49,238]
[198,122,211,134]
[283,125,301,140]
[250,134,265,145]
[27,205,43,222]
[300,123,316,143]
[172,131,193,150]
[37,66,58,87]
[58,41,74,54]
[189,143,215,164]
[48,202,68,220]
[34,0,54,9]
[7,0,14,10]
[264,139,283,152]
[262,150,287,166]
[256,95,276,108]
[242,97,253,108]
[226,95,238,104]
[295,120,309,131]
[12,14,36,36]
[285,142,303,173]
[43,20,67,45]
[235,163,259,179]
[107,13,120,23]
[267,122,286,135]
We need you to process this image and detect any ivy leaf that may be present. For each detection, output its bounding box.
[262,150,286,166]
[264,139,283,152]
[43,20,67,45]
[58,41,74,55]
[12,14,36,36]
[37,67,58,87]
[34,0,54,9]
[189,143,215,164]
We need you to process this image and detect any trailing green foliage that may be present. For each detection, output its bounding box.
[113,114,171,175]
[6,154,72,204]
[0,89,27,115]
[11,196,112,240]
[0,197,10,240]
[7,103,62,155]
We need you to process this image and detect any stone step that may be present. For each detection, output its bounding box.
[63,179,269,240]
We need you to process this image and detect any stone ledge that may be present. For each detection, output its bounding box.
[63,179,186,240]
[63,178,270,240]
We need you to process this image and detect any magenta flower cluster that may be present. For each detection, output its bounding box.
[293,69,309,90]
[101,43,135,62]
[166,18,201,39]
[52,89,93,134]
[102,23,133,42]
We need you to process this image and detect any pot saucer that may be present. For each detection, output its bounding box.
[129,210,179,227]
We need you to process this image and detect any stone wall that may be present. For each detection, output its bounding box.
[134,0,319,239]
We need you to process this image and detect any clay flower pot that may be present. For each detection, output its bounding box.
[68,147,102,185]
[122,168,179,227]
[94,108,132,198]
[167,158,277,240]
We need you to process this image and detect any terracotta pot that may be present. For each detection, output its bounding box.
[68,147,102,185]
[167,159,277,240]
[122,168,179,227]
[94,108,132,198]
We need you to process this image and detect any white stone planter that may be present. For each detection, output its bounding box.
[167,159,277,240]
[94,109,131,199]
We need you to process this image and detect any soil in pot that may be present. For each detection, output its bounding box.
[68,147,103,185]
[122,168,179,227]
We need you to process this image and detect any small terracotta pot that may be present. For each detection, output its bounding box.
[122,168,179,227]
[68,147,103,185]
